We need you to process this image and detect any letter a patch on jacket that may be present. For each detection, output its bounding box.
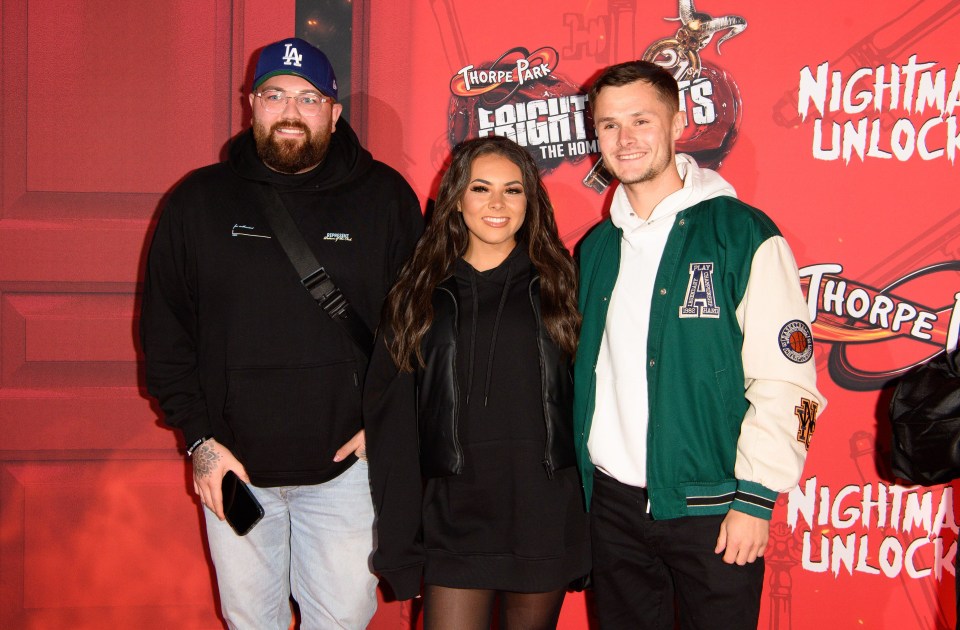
[679,262,720,318]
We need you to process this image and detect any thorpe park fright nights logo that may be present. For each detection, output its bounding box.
[446,0,747,193]
[796,199,960,392]
[800,259,960,391]
[448,46,594,174]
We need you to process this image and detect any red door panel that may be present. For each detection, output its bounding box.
[0,1,292,628]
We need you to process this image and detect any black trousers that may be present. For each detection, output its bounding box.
[590,470,764,630]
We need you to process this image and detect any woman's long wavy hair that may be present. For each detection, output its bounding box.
[384,135,580,372]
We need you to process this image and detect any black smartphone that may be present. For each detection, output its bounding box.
[222,470,264,536]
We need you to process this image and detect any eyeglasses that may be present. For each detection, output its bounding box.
[255,89,330,116]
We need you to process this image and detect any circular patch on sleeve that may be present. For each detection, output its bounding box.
[778,320,814,363]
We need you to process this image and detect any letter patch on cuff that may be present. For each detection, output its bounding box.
[779,320,814,363]
[795,398,818,450]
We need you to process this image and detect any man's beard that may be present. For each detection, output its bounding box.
[613,147,674,186]
[253,119,331,174]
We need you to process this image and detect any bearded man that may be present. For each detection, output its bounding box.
[141,38,422,629]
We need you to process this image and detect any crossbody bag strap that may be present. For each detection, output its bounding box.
[254,183,374,358]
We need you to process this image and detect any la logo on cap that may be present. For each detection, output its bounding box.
[282,43,303,67]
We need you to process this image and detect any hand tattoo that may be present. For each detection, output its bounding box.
[192,442,221,478]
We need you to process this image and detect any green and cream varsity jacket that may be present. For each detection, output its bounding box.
[573,157,825,521]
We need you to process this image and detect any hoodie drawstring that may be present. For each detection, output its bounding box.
[463,255,515,408]
[483,262,513,407]
[465,272,479,407]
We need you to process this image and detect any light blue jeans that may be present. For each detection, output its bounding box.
[203,460,377,629]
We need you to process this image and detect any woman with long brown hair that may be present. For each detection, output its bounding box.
[365,135,589,629]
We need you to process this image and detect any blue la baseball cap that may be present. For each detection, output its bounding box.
[253,37,338,100]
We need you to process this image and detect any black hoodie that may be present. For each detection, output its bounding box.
[141,118,423,486]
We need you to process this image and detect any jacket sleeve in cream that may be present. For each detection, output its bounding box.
[733,235,826,517]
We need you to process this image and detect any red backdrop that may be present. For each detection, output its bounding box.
[1,1,957,628]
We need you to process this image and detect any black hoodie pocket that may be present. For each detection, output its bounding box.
[223,361,360,477]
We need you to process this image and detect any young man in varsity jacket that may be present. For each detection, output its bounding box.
[574,60,826,629]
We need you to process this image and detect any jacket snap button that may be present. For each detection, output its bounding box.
[659,288,667,295]
[649,359,656,367]
[679,219,685,226]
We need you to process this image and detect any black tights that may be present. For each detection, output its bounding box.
[423,585,566,630]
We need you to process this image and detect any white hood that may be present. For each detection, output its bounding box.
[610,154,737,245]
